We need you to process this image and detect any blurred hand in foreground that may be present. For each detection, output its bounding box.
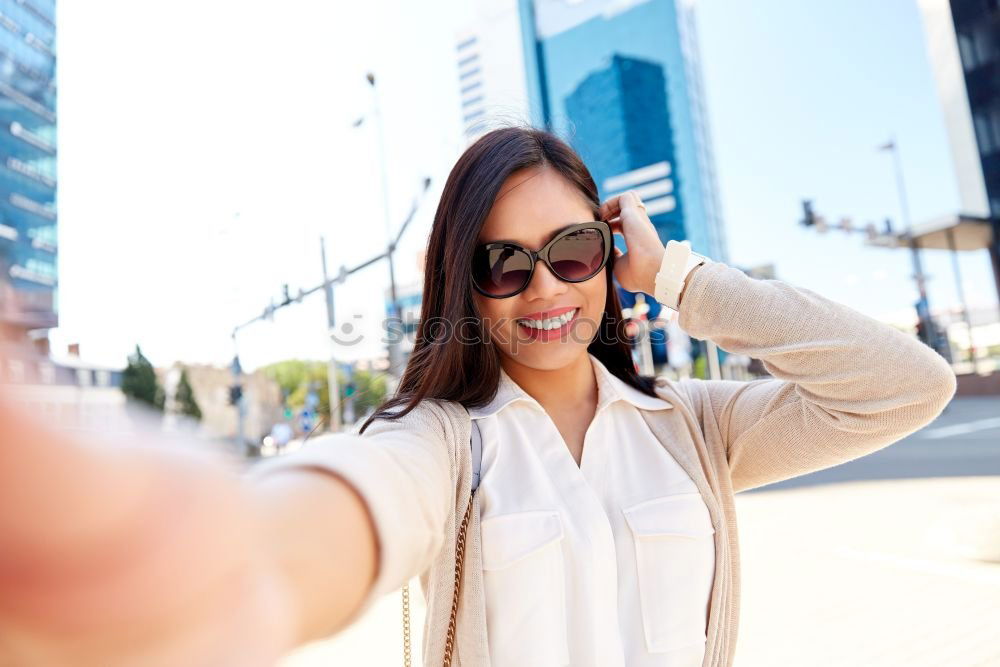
[0,393,299,666]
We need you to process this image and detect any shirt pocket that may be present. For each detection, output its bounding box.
[622,492,716,655]
[480,509,569,667]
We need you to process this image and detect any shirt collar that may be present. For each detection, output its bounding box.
[466,354,672,419]
[589,353,673,413]
[466,365,541,419]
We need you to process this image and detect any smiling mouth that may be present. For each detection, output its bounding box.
[516,308,579,332]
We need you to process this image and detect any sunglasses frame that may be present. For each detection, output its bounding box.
[471,221,613,299]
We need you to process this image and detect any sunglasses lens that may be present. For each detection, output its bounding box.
[473,244,534,296]
[549,228,606,281]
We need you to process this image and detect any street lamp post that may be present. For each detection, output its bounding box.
[880,137,948,359]
[320,237,342,432]
[231,179,433,438]
[229,346,248,457]
[357,72,404,378]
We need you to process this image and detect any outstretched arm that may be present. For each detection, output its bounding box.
[0,386,451,664]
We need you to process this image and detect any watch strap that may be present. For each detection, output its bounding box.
[654,240,706,310]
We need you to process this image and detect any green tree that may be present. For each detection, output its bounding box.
[121,345,164,411]
[175,369,202,421]
[262,359,389,428]
[345,368,387,420]
[263,359,331,419]
[692,354,707,380]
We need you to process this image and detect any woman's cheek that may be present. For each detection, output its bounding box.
[474,297,514,353]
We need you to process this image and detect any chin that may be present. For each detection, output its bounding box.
[501,339,592,372]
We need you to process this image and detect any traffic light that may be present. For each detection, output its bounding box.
[915,319,927,345]
[228,385,243,405]
[800,200,827,233]
[914,299,934,348]
[344,382,356,397]
[801,200,816,227]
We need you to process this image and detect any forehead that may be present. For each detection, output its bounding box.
[479,166,595,246]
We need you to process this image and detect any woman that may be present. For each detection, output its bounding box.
[0,127,955,666]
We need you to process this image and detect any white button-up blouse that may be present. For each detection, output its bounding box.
[469,354,716,667]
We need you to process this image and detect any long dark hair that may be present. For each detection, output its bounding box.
[360,126,656,432]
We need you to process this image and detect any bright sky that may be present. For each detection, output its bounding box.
[51,0,997,371]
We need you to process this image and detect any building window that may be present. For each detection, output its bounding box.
[76,368,93,387]
[957,23,998,71]
[989,196,1000,217]
[460,80,483,95]
[973,105,1000,156]
[463,108,486,123]
[456,35,477,52]
[457,52,479,69]
[39,362,55,384]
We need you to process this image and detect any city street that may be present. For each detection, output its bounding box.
[753,397,1000,489]
[9,0,998,664]
[280,397,999,666]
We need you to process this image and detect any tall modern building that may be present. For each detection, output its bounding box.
[0,0,57,349]
[919,0,1000,301]
[455,0,728,263]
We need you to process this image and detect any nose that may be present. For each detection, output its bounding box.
[522,260,567,301]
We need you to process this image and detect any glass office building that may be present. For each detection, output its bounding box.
[0,0,57,342]
[919,0,1000,301]
[565,53,686,246]
[532,0,726,262]
[457,0,728,262]
[457,0,729,364]
[947,0,1000,286]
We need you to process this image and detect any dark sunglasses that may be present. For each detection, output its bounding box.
[471,221,612,298]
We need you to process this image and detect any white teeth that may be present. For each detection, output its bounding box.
[519,309,577,330]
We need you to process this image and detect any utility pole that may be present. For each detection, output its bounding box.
[362,72,403,377]
[946,226,982,373]
[880,137,948,359]
[632,294,655,375]
[230,179,432,437]
[705,339,722,380]
[230,347,248,457]
[320,237,342,432]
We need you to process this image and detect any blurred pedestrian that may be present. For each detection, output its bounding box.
[666,315,693,380]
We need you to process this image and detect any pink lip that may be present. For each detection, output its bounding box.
[517,305,577,321]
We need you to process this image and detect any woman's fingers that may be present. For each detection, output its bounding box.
[601,190,665,296]
[600,190,648,224]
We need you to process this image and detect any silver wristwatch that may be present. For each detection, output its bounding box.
[653,240,707,311]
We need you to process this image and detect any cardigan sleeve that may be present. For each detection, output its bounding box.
[244,400,457,627]
[671,259,957,493]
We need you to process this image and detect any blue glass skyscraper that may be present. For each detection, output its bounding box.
[528,0,726,262]
[565,54,686,246]
[0,0,56,343]
[457,0,730,366]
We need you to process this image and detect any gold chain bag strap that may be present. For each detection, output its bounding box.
[402,417,483,667]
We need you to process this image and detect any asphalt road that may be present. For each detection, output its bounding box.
[750,396,1000,491]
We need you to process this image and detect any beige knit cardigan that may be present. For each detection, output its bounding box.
[252,259,957,666]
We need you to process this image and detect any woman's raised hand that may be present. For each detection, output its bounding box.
[599,190,666,295]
